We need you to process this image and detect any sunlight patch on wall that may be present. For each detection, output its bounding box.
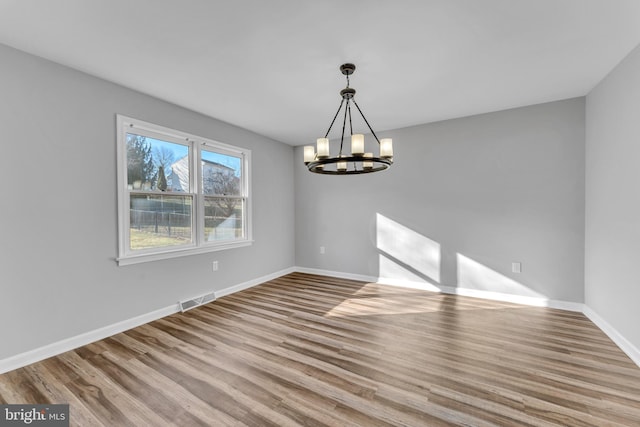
[377,253,442,292]
[456,253,543,299]
[376,213,441,283]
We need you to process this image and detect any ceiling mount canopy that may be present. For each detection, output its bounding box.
[304,63,393,175]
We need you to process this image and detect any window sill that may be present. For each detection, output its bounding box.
[116,240,253,266]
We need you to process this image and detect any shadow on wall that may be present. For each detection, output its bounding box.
[375,213,550,305]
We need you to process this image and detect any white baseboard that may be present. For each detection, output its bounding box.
[583,305,640,368]
[377,276,450,293]
[214,267,296,298]
[0,304,178,375]
[449,287,584,312]
[294,267,378,284]
[295,267,583,312]
[0,267,295,375]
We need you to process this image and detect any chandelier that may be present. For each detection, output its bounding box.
[304,63,393,174]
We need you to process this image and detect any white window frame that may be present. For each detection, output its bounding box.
[116,115,252,266]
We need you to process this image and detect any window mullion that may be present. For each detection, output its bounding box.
[193,139,203,247]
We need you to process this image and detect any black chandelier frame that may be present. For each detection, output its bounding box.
[305,63,393,175]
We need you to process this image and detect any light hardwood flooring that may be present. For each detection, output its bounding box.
[1,272,640,426]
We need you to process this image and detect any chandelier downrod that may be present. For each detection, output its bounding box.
[304,63,393,175]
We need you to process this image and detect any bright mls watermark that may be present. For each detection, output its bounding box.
[0,405,68,426]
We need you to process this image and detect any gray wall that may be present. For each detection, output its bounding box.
[585,44,640,350]
[295,98,585,303]
[0,44,295,360]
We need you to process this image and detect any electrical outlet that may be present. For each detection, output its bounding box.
[320,246,325,254]
[512,262,521,273]
[212,260,219,271]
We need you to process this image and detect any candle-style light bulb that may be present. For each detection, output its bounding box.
[337,156,347,171]
[380,138,393,158]
[363,152,373,169]
[351,134,364,156]
[303,145,315,163]
[317,138,330,158]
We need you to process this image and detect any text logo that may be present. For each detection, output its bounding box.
[0,405,68,427]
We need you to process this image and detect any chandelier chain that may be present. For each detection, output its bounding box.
[352,100,381,144]
[324,98,345,139]
[338,97,349,157]
[348,101,353,137]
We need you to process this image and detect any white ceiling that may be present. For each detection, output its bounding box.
[1,0,639,146]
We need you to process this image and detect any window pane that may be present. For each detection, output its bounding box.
[126,133,190,192]
[130,194,193,250]
[201,149,242,196]
[204,197,244,241]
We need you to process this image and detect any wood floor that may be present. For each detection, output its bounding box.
[1,273,640,426]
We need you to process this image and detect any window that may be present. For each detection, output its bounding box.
[116,115,251,265]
